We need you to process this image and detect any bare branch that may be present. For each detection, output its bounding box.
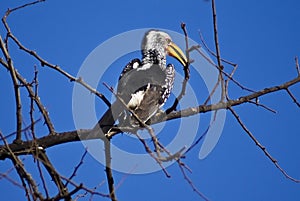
[211,0,225,101]
[228,107,300,183]
[203,77,221,105]
[161,74,300,122]
[185,122,211,154]
[30,65,39,139]
[295,56,300,76]
[2,118,41,141]
[285,88,300,108]
[247,100,277,114]
[181,22,191,80]
[5,34,110,107]
[225,63,238,100]
[0,132,44,200]
[65,149,88,187]
[1,2,111,108]
[177,160,210,201]
[199,46,255,93]
[0,172,24,189]
[60,176,109,198]
[104,139,117,201]
[0,58,55,134]
[198,31,237,67]
[36,159,50,199]
[134,132,170,177]
[35,150,70,199]
[0,35,22,143]
[4,0,44,14]
[166,23,191,114]
[1,72,299,161]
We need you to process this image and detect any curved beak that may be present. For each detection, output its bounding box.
[167,42,188,67]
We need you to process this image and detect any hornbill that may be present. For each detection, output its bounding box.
[92,30,188,138]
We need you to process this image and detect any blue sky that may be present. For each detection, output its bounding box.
[1,0,300,201]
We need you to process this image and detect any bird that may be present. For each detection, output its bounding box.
[92,30,188,138]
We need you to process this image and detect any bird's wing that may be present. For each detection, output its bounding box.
[118,58,141,81]
[132,84,164,123]
[129,64,175,123]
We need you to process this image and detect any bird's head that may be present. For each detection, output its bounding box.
[141,30,188,67]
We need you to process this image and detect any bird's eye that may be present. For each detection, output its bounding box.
[166,38,171,44]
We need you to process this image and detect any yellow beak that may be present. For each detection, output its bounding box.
[167,42,188,67]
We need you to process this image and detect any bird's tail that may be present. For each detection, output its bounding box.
[89,101,124,139]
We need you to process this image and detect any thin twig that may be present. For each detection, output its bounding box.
[73,180,106,201]
[295,56,300,76]
[2,0,45,140]
[1,2,110,108]
[3,118,41,140]
[192,46,255,93]
[228,107,300,183]
[5,0,45,14]
[134,132,170,177]
[177,160,210,201]
[247,100,277,113]
[203,77,221,105]
[36,151,70,199]
[0,172,24,189]
[225,63,238,100]
[211,0,225,101]
[166,23,190,114]
[198,31,237,67]
[0,35,22,142]
[285,88,300,108]
[36,159,50,199]
[0,132,44,200]
[60,176,109,198]
[30,65,39,139]
[114,165,137,191]
[158,147,186,162]
[185,122,211,154]
[4,31,111,107]
[65,149,88,187]
[0,59,55,134]
[181,22,191,80]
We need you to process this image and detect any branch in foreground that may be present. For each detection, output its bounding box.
[0,132,44,200]
[0,72,299,186]
[104,139,117,201]
[1,73,300,158]
[0,35,23,142]
[166,23,190,114]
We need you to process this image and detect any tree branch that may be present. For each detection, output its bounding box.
[104,139,117,201]
[0,58,55,134]
[211,0,225,101]
[0,132,44,200]
[0,35,22,142]
[166,23,190,114]
[1,73,299,160]
[228,107,300,183]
